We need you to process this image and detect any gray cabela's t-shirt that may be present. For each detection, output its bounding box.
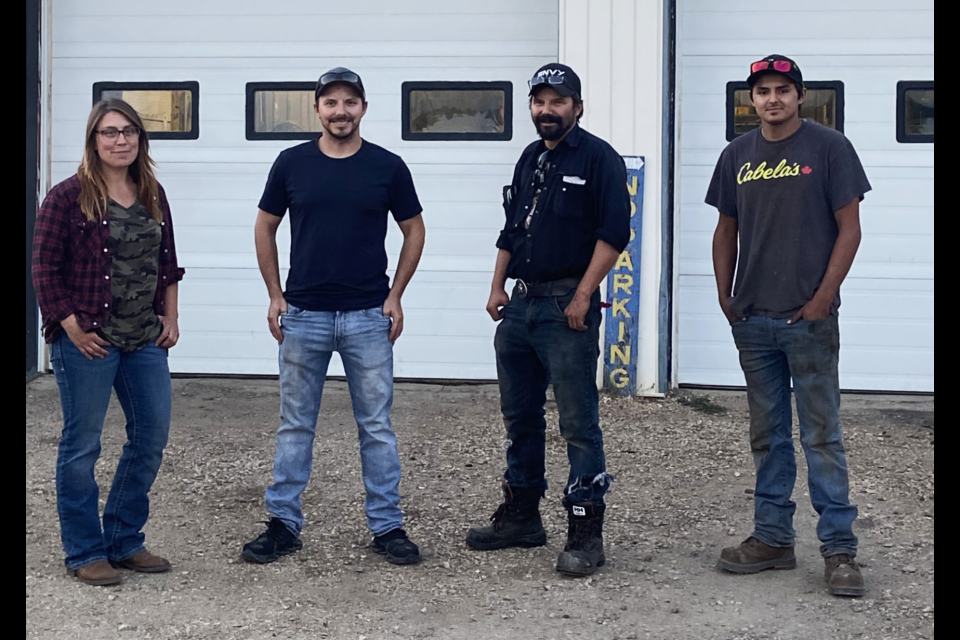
[705,121,872,318]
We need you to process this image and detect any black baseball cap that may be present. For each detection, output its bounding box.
[746,55,803,88]
[315,67,366,101]
[528,63,582,100]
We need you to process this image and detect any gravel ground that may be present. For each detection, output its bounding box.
[26,376,934,640]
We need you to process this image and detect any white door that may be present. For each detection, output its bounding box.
[50,0,559,378]
[675,0,934,392]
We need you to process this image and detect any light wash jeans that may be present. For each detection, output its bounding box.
[265,304,403,537]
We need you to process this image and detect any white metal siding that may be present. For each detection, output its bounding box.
[50,0,559,378]
[676,0,934,391]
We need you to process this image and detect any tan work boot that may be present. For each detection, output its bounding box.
[112,549,172,573]
[825,554,865,597]
[719,536,796,574]
[71,560,121,586]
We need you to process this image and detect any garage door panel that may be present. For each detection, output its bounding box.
[678,3,933,392]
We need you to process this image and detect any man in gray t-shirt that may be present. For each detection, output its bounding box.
[706,55,871,598]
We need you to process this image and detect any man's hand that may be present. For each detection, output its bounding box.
[267,296,288,344]
[383,295,404,343]
[62,315,110,360]
[156,315,180,348]
[719,298,743,324]
[788,296,831,324]
[564,291,591,331]
[486,288,510,321]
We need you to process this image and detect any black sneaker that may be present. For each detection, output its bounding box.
[372,528,421,565]
[241,518,303,564]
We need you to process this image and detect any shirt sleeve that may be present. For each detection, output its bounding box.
[388,159,424,222]
[591,148,631,253]
[158,184,186,285]
[827,136,872,212]
[31,183,77,325]
[257,153,290,217]
[705,146,738,217]
[495,158,524,253]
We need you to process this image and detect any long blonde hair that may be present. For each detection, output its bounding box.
[78,99,162,222]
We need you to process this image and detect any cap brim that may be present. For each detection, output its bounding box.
[746,69,801,87]
[317,81,365,99]
[529,84,577,98]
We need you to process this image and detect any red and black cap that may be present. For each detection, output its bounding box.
[746,55,803,88]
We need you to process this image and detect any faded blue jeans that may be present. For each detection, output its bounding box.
[50,332,172,570]
[266,304,403,537]
[494,287,610,507]
[731,315,858,557]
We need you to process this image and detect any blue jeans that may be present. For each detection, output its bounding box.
[266,304,403,537]
[494,288,609,507]
[731,315,858,557]
[50,332,172,570]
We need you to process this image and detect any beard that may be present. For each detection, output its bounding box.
[534,113,574,141]
[323,116,358,140]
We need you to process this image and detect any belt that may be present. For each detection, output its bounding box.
[515,277,581,298]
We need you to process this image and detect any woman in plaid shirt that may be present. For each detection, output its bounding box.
[32,99,185,586]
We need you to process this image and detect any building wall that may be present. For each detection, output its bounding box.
[27,0,40,378]
[674,0,935,392]
[560,0,666,395]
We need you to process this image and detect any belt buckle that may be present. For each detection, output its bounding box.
[516,279,528,298]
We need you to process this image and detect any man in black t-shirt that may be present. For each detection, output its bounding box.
[241,68,426,567]
[706,55,871,597]
[464,64,630,578]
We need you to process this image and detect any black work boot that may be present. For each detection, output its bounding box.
[556,502,606,577]
[465,483,547,550]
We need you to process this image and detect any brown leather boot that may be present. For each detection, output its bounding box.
[71,560,121,586]
[825,554,865,597]
[719,536,796,574]
[112,549,172,573]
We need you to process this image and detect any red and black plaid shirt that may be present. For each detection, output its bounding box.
[31,174,186,342]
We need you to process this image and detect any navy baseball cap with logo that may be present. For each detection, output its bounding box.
[528,63,582,100]
[315,67,366,101]
[746,55,804,88]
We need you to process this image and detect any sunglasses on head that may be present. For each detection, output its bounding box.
[316,71,362,98]
[320,70,360,85]
[751,59,794,74]
[528,74,566,90]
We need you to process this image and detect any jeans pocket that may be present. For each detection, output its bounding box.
[553,291,575,320]
[281,303,304,317]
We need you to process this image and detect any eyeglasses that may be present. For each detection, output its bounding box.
[751,59,794,74]
[97,126,141,140]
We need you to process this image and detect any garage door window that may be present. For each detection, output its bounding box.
[92,82,199,140]
[402,81,512,141]
[246,82,323,141]
[726,81,844,141]
[897,81,934,143]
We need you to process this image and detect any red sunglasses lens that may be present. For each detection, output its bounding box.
[751,60,793,74]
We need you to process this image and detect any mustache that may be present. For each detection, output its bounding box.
[534,114,564,126]
[328,116,354,123]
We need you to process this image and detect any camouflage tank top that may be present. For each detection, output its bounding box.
[98,200,163,351]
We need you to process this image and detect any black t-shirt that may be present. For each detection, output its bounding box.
[496,125,631,283]
[259,139,423,311]
[705,121,872,318]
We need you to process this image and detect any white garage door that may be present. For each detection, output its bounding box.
[50,0,559,379]
[676,0,934,392]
